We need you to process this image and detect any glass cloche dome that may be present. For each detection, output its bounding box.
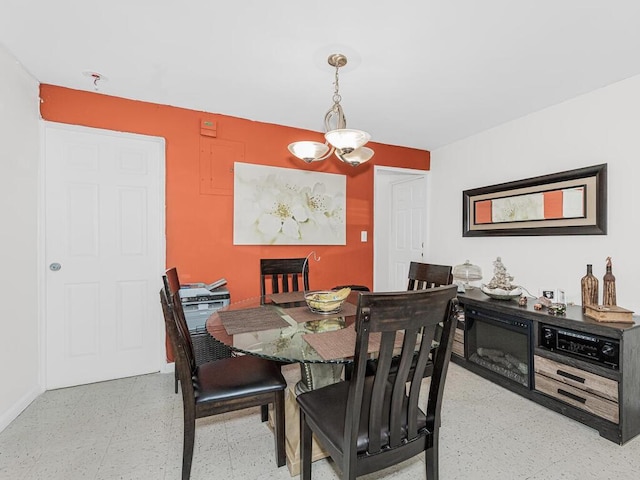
[452,260,483,289]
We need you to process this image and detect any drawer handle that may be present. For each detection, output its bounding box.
[557,370,585,384]
[557,388,587,404]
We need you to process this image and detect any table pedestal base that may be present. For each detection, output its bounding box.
[297,362,343,393]
[269,364,343,476]
[283,385,330,476]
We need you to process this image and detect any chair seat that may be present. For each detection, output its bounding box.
[297,377,428,455]
[193,355,286,404]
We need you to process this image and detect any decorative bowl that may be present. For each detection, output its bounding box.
[305,288,351,314]
[480,285,523,301]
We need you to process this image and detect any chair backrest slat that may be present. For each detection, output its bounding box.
[389,328,419,446]
[346,285,458,458]
[162,275,173,306]
[367,331,396,452]
[407,327,434,437]
[166,268,180,296]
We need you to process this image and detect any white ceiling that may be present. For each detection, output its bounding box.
[2,1,640,151]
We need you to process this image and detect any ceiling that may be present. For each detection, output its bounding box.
[2,1,640,151]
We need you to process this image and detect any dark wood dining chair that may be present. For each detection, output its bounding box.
[407,262,453,290]
[161,274,287,479]
[352,263,454,381]
[259,258,310,380]
[164,270,232,394]
[297,285,458,480]
[260,258,309,297]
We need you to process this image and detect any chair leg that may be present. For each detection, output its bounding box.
[300,410,312,480]
[425,429,439,480]
[182,405,196,480]
[261,404,269,422]
[343,363,353,380]
[274,391,286,467]
[175,369,179,394]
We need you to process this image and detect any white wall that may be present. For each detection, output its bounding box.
[0,44,42,431]
[429,74,640,312]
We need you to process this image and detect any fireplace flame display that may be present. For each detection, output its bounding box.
[469,348,528,386]
[465,307,533,389]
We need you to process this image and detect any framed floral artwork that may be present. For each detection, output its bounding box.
[233,162,346,245]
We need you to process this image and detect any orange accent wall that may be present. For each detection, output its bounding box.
[39,85,429,302]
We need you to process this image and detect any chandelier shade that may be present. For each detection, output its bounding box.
[325,129,371,153]
[287,141,330,163]
[287,53,373,167]
[336,146,375,167]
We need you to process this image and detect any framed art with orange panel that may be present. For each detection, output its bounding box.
[462,164,607,236]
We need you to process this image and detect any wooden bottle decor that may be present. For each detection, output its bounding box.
[580,264,598,313]
[603,256,617,306]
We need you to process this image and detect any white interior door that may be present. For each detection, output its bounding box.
[388,176,427,290]
[44,123,165,389]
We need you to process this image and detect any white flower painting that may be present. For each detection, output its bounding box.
[233,162,346,245]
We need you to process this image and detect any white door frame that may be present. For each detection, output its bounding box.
[38,121,167,389]
[373,166,429,291]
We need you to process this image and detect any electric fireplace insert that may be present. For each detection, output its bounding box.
[465,306,533,389]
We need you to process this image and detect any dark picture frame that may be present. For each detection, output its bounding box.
[462,164,607,237]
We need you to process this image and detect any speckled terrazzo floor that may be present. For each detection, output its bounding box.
[1,363,639,479]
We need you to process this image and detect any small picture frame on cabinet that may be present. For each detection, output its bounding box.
[538,288,566,306]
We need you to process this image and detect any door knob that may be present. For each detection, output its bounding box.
[49,263,62,271]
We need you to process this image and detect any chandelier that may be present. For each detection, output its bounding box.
[288,54,374,167]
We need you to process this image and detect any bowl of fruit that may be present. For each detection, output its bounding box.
[304,287,351,314]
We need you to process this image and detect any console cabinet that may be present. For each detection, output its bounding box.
[451,306,466,358]
[455,289,640,445]
[452,327,465,357]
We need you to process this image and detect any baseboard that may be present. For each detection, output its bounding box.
[0,385,43,433]
[161,360,175,374]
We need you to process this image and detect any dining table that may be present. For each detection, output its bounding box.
[205,289,365,393]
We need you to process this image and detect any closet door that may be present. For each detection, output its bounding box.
[44,123,165,388]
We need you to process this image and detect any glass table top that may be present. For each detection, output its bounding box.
[206,293,360,364]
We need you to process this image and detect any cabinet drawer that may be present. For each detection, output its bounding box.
[535,373,619,424]
[452,329,464,357]
[534,355,618,402]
